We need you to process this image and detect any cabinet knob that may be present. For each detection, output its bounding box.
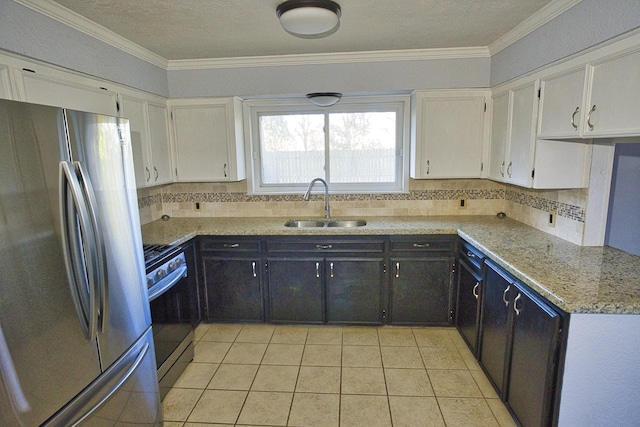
[513,292,522,315]
[472,282,480,300]
[571,106,580,130]
[502,285,511,307]
[587,104,596,131]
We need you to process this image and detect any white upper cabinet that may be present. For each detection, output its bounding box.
[538,67,586,139]
[0,64,12,100]
[538,47,640,139]
[120,94,172,188]
[586,48,640,137]
[170,97,246,182]
[490,80,590,189]
[15,66,118,116]
[488,91,510,182]
[410,90,488,179]
[489,81,538,187]
[146,102,172,186]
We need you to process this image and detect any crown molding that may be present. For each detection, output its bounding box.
[14,0,168,69]
[488,0,582,55]
[166,47,490,71]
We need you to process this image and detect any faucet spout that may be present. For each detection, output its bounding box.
[303,178,330,219]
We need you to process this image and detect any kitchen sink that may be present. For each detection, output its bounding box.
[284,220,326,228]
[326,219,367,227]
[284,219,367,228]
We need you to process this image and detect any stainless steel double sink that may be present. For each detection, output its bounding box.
[284,219,367,228]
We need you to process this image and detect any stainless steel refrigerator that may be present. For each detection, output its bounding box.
[0,99,162,426]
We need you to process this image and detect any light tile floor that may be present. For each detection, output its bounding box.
[162,323,517,427]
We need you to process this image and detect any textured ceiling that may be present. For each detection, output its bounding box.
[51,0,553,60]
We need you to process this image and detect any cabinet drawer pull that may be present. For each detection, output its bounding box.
[330,262,334,278]
[514,292,522,315]
[426,160,430,175]
[500,161,505,177]
[154,166,159,181]
[570,106,580,130]
[145,166,151,182]
[466,251,475,258]
[223,243,240,248]
[413,243,430,248]
[587,104,596,131]
[316,262,320,278]
[223,163,227,177]
[316,244,332,250]
[507,161,513,178]
[472,282,480,300]
[395,262,400,278]
[502,285,511,307]
[252,261,257,278]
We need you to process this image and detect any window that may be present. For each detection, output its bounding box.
[244,95,409,194]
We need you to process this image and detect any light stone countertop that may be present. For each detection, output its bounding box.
[141,215,640,315]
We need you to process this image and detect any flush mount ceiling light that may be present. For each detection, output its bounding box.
[276,0,342,39]
[306,92,342,107]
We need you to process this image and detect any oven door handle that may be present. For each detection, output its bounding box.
[148,265,188,302]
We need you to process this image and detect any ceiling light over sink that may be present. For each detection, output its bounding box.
[276,0,342,39]
[307,92,342,106]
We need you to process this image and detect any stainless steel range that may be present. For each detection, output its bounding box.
[143,244,195,399]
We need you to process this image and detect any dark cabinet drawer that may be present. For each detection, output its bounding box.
[459,240,485,271]
[390,236,454,254]
[266,239,385,253]
[200,238,261,252]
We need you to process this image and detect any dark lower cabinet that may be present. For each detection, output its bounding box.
[202,257,263,322]
[479,259,514,397]
[389,257,452,324]
[507,283,561,427]
[480,258,564,427]
[266,258,324,323]
[326,258,384,324]
[456,258,482,354]
[199,237,264,322]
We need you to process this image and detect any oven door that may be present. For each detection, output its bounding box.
[148,268,193,381]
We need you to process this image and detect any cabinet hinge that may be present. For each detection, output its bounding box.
[531,169,535,178]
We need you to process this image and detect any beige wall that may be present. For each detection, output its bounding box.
[138,179,587,244]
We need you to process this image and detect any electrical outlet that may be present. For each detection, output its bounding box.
[459,198,466,209]
[195,201,202,211]
[548,210,556,227]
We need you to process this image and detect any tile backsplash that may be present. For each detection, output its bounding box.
[138,179,588,245]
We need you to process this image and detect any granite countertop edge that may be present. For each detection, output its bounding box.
[141,216,640,315]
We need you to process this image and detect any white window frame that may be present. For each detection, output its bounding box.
[243,95,410,195]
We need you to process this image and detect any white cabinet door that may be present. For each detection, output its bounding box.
[506,81,538,187]
[170,98,245,182]
[120,95,152,188]
[0,65,12,100]
[538,67,586,138]
[18,69,117,116]
[586,49,640,137]
[410,91,487,179]
[147,102,172,186]
[488,91,510,182]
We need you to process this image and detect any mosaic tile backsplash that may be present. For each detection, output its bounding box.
[137,179,588,244]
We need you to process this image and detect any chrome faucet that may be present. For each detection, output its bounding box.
[303,178,330,219]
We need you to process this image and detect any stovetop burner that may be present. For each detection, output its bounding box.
[143,244,181,269]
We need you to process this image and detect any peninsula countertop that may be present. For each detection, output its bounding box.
[141,215,640,315]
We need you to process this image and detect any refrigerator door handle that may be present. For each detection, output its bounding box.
[42,336,151,427]
[74,161,108,332]
[59,161,100,341]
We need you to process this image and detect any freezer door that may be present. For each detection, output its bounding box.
[43,327,162,426]
[0,100,102,426]
[65,110,151,370]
